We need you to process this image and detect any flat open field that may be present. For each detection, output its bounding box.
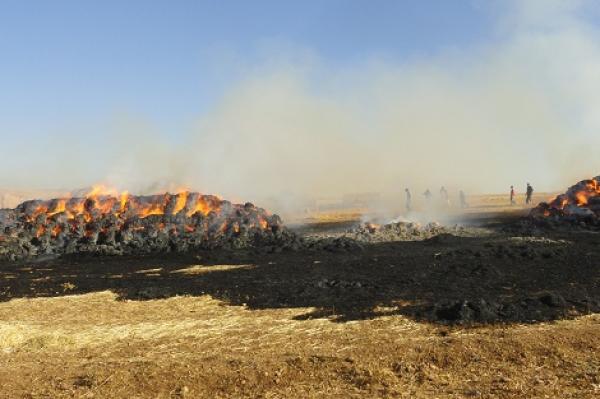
[1,194,599,398]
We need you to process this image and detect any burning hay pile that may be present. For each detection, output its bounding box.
[530,175,600,228]
[0,188,297,260]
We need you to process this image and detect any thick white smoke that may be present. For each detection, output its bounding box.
[2,0,600,214]
[178,0,600,206]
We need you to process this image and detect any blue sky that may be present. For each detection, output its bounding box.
[2,1,600,196]
[0,1,496,139]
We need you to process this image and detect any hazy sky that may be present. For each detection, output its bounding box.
[1,1,600,201]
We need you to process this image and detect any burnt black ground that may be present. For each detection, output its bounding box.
[0,213,598,325]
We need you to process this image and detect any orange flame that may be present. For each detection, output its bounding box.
[173,191,188,215]
[575,191,588,206]
[544,177,600,213]
[51,225,62,237]
[187,196,219,217]
[22,185,272,237]
[139,202,165,218]
[47,200,66,217]
[87,184,119,198]
[119,191,129,212]
[96,197,117,214]
[35,225,46,238]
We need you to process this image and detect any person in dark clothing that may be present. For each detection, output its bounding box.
[510,185,516,205]
[440,186,449,207]
[423,189,433,209]
[405,188,412,212]
[526,183,534,205]
[423,189,432,202]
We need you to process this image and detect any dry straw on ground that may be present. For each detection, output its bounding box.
[0,290,599,398]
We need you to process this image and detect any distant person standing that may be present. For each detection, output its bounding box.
[423,189,432,207]
[405,188,412,212]
[510,185,516,205]
[525,183,534,205]
[440,186,450,207]
[459,190,468,208]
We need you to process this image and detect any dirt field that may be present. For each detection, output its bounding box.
[0,195,599,398]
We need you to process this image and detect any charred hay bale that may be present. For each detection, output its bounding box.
[0,209,17,229]
[530,175,600,229]
[15,199,45,217]
[587,197,600,214]
[0,192,294,259]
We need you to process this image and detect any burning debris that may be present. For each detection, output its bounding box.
[530,175,600,228]
[0,187,294,260]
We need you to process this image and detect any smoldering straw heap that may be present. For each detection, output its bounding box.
[0,187,299,260]
[530,175,600,228]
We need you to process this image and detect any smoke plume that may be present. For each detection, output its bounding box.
[2,0,600,215]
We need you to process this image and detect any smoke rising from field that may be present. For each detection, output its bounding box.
[3,1,600,214]
[178,0,600,205]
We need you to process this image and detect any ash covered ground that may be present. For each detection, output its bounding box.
[1,196,598,326]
